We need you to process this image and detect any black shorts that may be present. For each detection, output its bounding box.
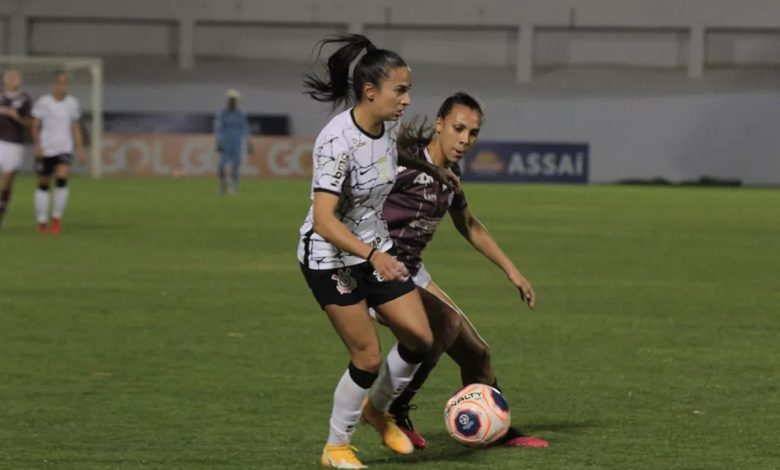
[35,154,72,176]
[300,259,416,310]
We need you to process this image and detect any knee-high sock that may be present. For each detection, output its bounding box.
[327,363,378,446]
[389,358,437,414]
[369,343,427,412]
[53,186,69,219]
[35,188,49,224]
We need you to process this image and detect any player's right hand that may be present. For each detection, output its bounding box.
[370,251,409,282]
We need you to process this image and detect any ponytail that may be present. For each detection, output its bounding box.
[304,34,407,109]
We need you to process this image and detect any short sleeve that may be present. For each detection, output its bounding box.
[312,134,350,195]
[450,163,467,210]
[451,188,468,210]
[31,98,45,119]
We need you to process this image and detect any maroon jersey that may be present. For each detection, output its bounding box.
[0,91,32,144]
[383,145,467,275]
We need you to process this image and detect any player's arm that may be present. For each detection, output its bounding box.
[449,205,536,308]
[244,114,253,155]
[72,121,86,165]
[397,147,460,191]
[213,114,223,153]
[312,191,407,281]
[0,106,30,127]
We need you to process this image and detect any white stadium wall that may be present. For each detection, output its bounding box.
[4,0,780,184]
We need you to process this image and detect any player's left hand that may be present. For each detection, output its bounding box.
[432,167,461,192]
[0,106,18,120]
[507,269,536,309]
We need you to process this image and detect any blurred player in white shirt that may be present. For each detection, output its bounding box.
[30,71,85,235]
[0,69,33,230]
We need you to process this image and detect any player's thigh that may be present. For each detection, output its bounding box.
[324,301,382,372]
[373,288,433,351]
[422,280,490,363]
[416,287,463,355]
[447,312,491,367]
[55,162,70,179]
[423,280,465,315]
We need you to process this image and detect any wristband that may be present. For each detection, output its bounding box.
[367,247,377,262]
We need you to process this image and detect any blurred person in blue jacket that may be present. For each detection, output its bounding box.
[214,89,252,194]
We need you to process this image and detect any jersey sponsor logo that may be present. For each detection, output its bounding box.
[408,217,440,234]
[413,172,435,185]
[331,268,358,294]
[331,152,350,187]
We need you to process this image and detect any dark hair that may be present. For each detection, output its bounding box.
[304,34,407,109]
[398,92,485,150]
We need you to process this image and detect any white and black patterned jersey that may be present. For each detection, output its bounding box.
[297,109,400,270]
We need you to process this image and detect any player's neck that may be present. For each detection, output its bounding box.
[52,91,66,101]
[426,139,449,169]
[351,105,383,137]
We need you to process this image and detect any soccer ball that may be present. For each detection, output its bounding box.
[443,383,511,447]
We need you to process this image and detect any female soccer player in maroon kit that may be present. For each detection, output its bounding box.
[380,92,549,449]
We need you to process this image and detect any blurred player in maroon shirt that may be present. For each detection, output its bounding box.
[379,92,548,449]
[0,69,33,230]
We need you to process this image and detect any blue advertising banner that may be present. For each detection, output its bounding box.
[459,142,589,183]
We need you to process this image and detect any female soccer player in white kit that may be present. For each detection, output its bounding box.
[298,34,459,469]
[31,71,85,235]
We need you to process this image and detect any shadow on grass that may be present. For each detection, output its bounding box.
[362,431,480,466]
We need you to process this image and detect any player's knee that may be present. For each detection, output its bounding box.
[55,178,67,188]
[350,346,382,373]
[442,311,463,340]
[399,337,431,364]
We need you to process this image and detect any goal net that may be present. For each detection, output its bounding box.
[0,56,103,177]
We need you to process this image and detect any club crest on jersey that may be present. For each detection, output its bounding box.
[332,268,357,294]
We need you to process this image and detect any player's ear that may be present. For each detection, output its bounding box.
[434,116,444,134]
[363,81,377,103]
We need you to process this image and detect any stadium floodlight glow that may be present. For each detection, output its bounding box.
[0,55,104,177]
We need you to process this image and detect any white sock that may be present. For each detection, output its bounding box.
[34,189,49,224]
[369,343,423,412]
[53,186,69,219]
[327,368,375,445]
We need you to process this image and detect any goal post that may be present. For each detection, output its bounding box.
[0,56,104,177]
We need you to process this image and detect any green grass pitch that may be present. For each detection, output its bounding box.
[1,176,778,469]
